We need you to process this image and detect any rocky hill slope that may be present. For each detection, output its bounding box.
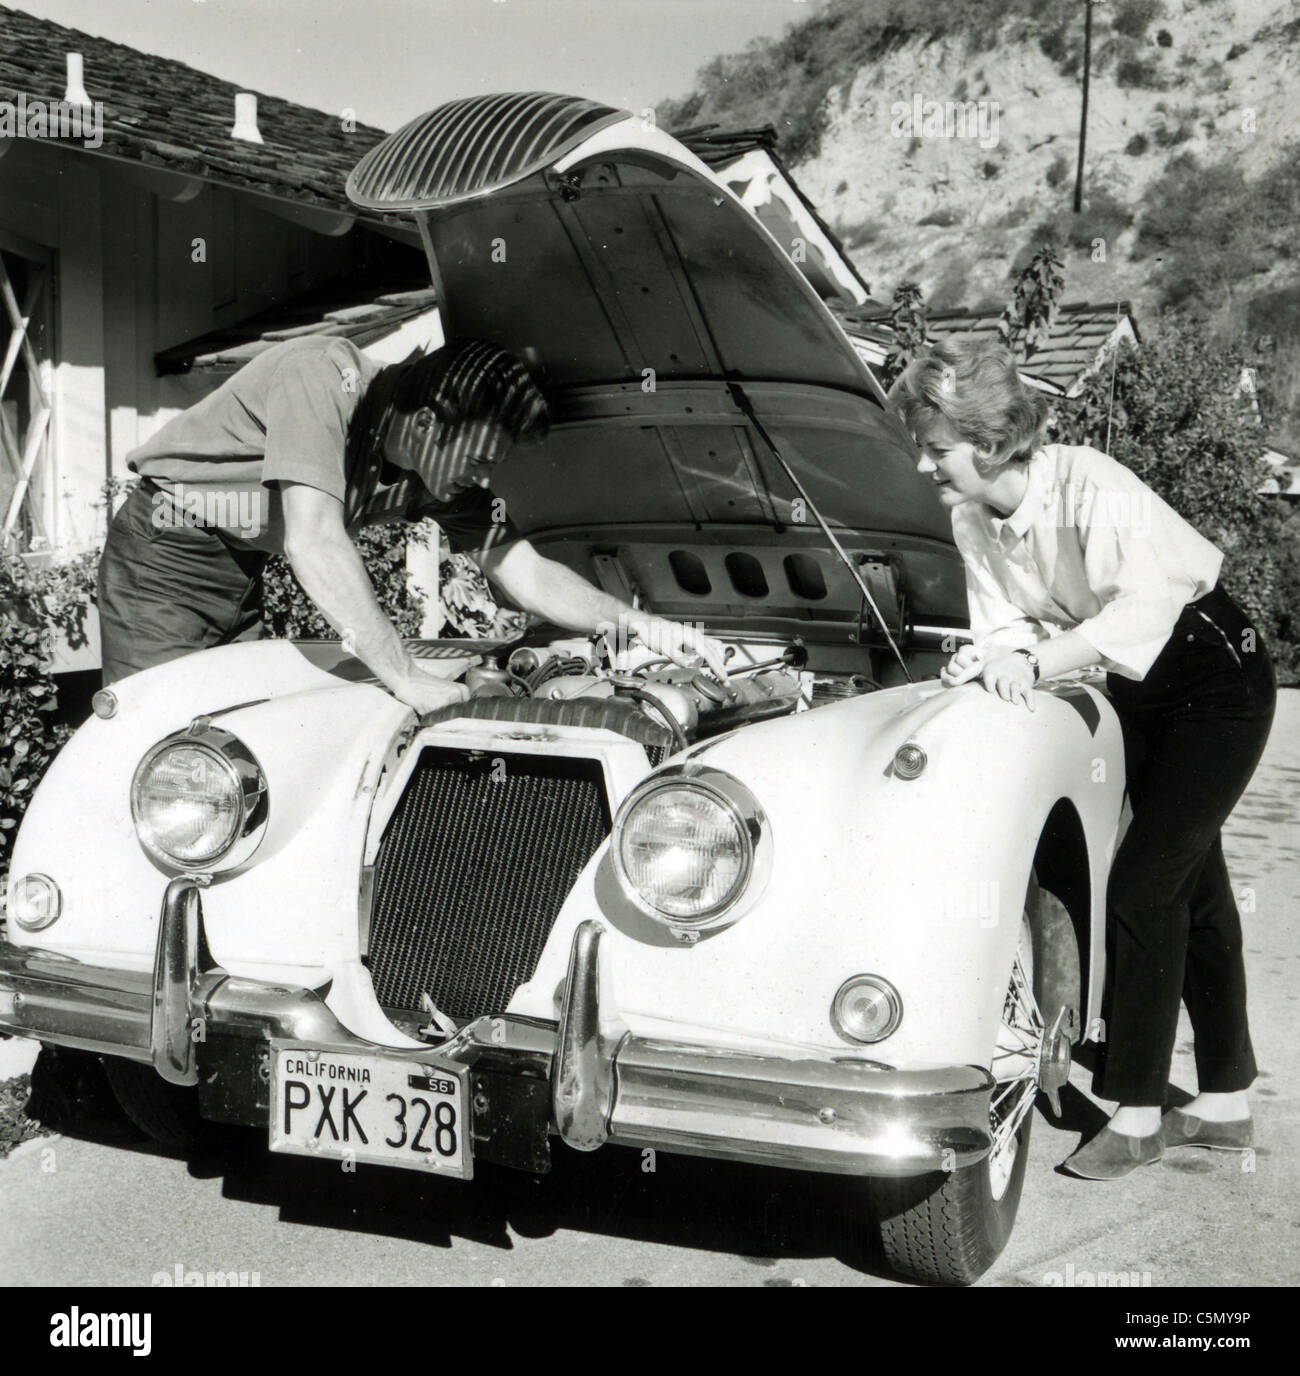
[663,0,1299,421]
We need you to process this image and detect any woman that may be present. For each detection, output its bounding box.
[888,340,1276,1180]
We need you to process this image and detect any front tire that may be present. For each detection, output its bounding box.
[867,878,1072,1286]
[102,1057,203,1153]
[24,1045,140,1142]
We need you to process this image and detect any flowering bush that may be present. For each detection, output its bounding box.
[262,520,527,642]
[437,551,527,639]
[261,521,431,640]
[0,550,97,877]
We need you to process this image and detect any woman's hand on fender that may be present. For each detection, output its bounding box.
[979,652,1037,711]
[940,643,983,686]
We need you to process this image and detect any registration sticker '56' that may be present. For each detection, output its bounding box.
[269,1045,472,1178]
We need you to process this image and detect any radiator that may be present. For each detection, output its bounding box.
[366,747,611,1022]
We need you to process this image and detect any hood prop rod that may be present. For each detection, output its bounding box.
[725,381,912,683]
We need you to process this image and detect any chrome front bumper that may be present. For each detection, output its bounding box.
[0,882,994,1177]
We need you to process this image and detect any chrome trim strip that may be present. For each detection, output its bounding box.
[151,877,206,1085]
[0,945,154,1062]
[609,1039,993,1177]
[551,920,617,1151]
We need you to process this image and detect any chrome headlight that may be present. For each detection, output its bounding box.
[130,726,267,871]
[611,765,770,934]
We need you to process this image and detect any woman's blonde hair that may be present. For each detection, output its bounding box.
[887,339,1049,471]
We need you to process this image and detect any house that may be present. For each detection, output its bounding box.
[0,13,884,675]
[675,124,874,311]
[836,299,1141,398]
[1259,444,1300,502]
[0,3,433,579]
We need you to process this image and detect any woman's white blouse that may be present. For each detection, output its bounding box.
[950,443,1223,681]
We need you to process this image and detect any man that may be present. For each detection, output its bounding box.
[99,336,724,709]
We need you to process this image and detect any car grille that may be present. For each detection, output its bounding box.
[366,747,611,1023]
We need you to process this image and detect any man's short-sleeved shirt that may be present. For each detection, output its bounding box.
[126,336,519,556]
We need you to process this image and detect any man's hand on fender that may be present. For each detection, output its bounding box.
[393,666,471,716]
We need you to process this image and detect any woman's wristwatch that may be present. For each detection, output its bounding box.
[1014,649,1041,684]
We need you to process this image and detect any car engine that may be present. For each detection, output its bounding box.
[454,631,880,748]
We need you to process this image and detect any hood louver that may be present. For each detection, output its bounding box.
[346,91,629,211]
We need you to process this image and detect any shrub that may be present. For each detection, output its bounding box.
[838,215,883,246]
[1124,132,1150,155]
[0,553,96,877]
[0,1074,47,1160]
[1111,0,1164,41]
[1135,150,1300,309]
[1053,318,1297,677]
[1039,28,1069,64]
[438,553,528,639]
[261,521,430,640]
[1065,187,1134,250]
[1045,155,1070,189]
[1272,513,1300,683]
[1239,285,1300,457]
[917,206,962,228]
[1116,56,1163,88]
[1153,119,1192,147]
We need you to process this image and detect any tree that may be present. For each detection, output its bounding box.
[1053,316,1298,674]
[1000,244,1066,359]
[880,281,929,388]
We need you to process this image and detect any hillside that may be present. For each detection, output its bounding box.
[662,0,1300,447]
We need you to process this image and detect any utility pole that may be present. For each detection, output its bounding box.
[1073,0,1095,213]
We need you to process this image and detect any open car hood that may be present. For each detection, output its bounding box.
[348,93,965,627]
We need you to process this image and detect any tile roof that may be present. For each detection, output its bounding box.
[156,284,439,375]
[836,300,1139,396]
[0,3,384,210]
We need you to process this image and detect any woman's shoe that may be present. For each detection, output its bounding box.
[1061,1125,1164,1179]
[1161,1108,1254,1151]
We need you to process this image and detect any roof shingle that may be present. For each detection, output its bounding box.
[837,300,1138,396]
[0,3,385,209]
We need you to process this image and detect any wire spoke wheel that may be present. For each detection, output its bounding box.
[866,873,1078,1285]
[987,914,1045,1200]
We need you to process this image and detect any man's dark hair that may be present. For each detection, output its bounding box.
[346,339,549,472]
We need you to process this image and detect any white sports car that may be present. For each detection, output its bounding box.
[0,93,1126,1286]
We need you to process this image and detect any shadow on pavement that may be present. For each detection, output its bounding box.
[185,1125,901,1281]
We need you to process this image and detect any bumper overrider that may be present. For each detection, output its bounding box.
[0,880,994,1177]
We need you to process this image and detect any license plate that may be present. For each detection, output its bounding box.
[269,1045,471,1178]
